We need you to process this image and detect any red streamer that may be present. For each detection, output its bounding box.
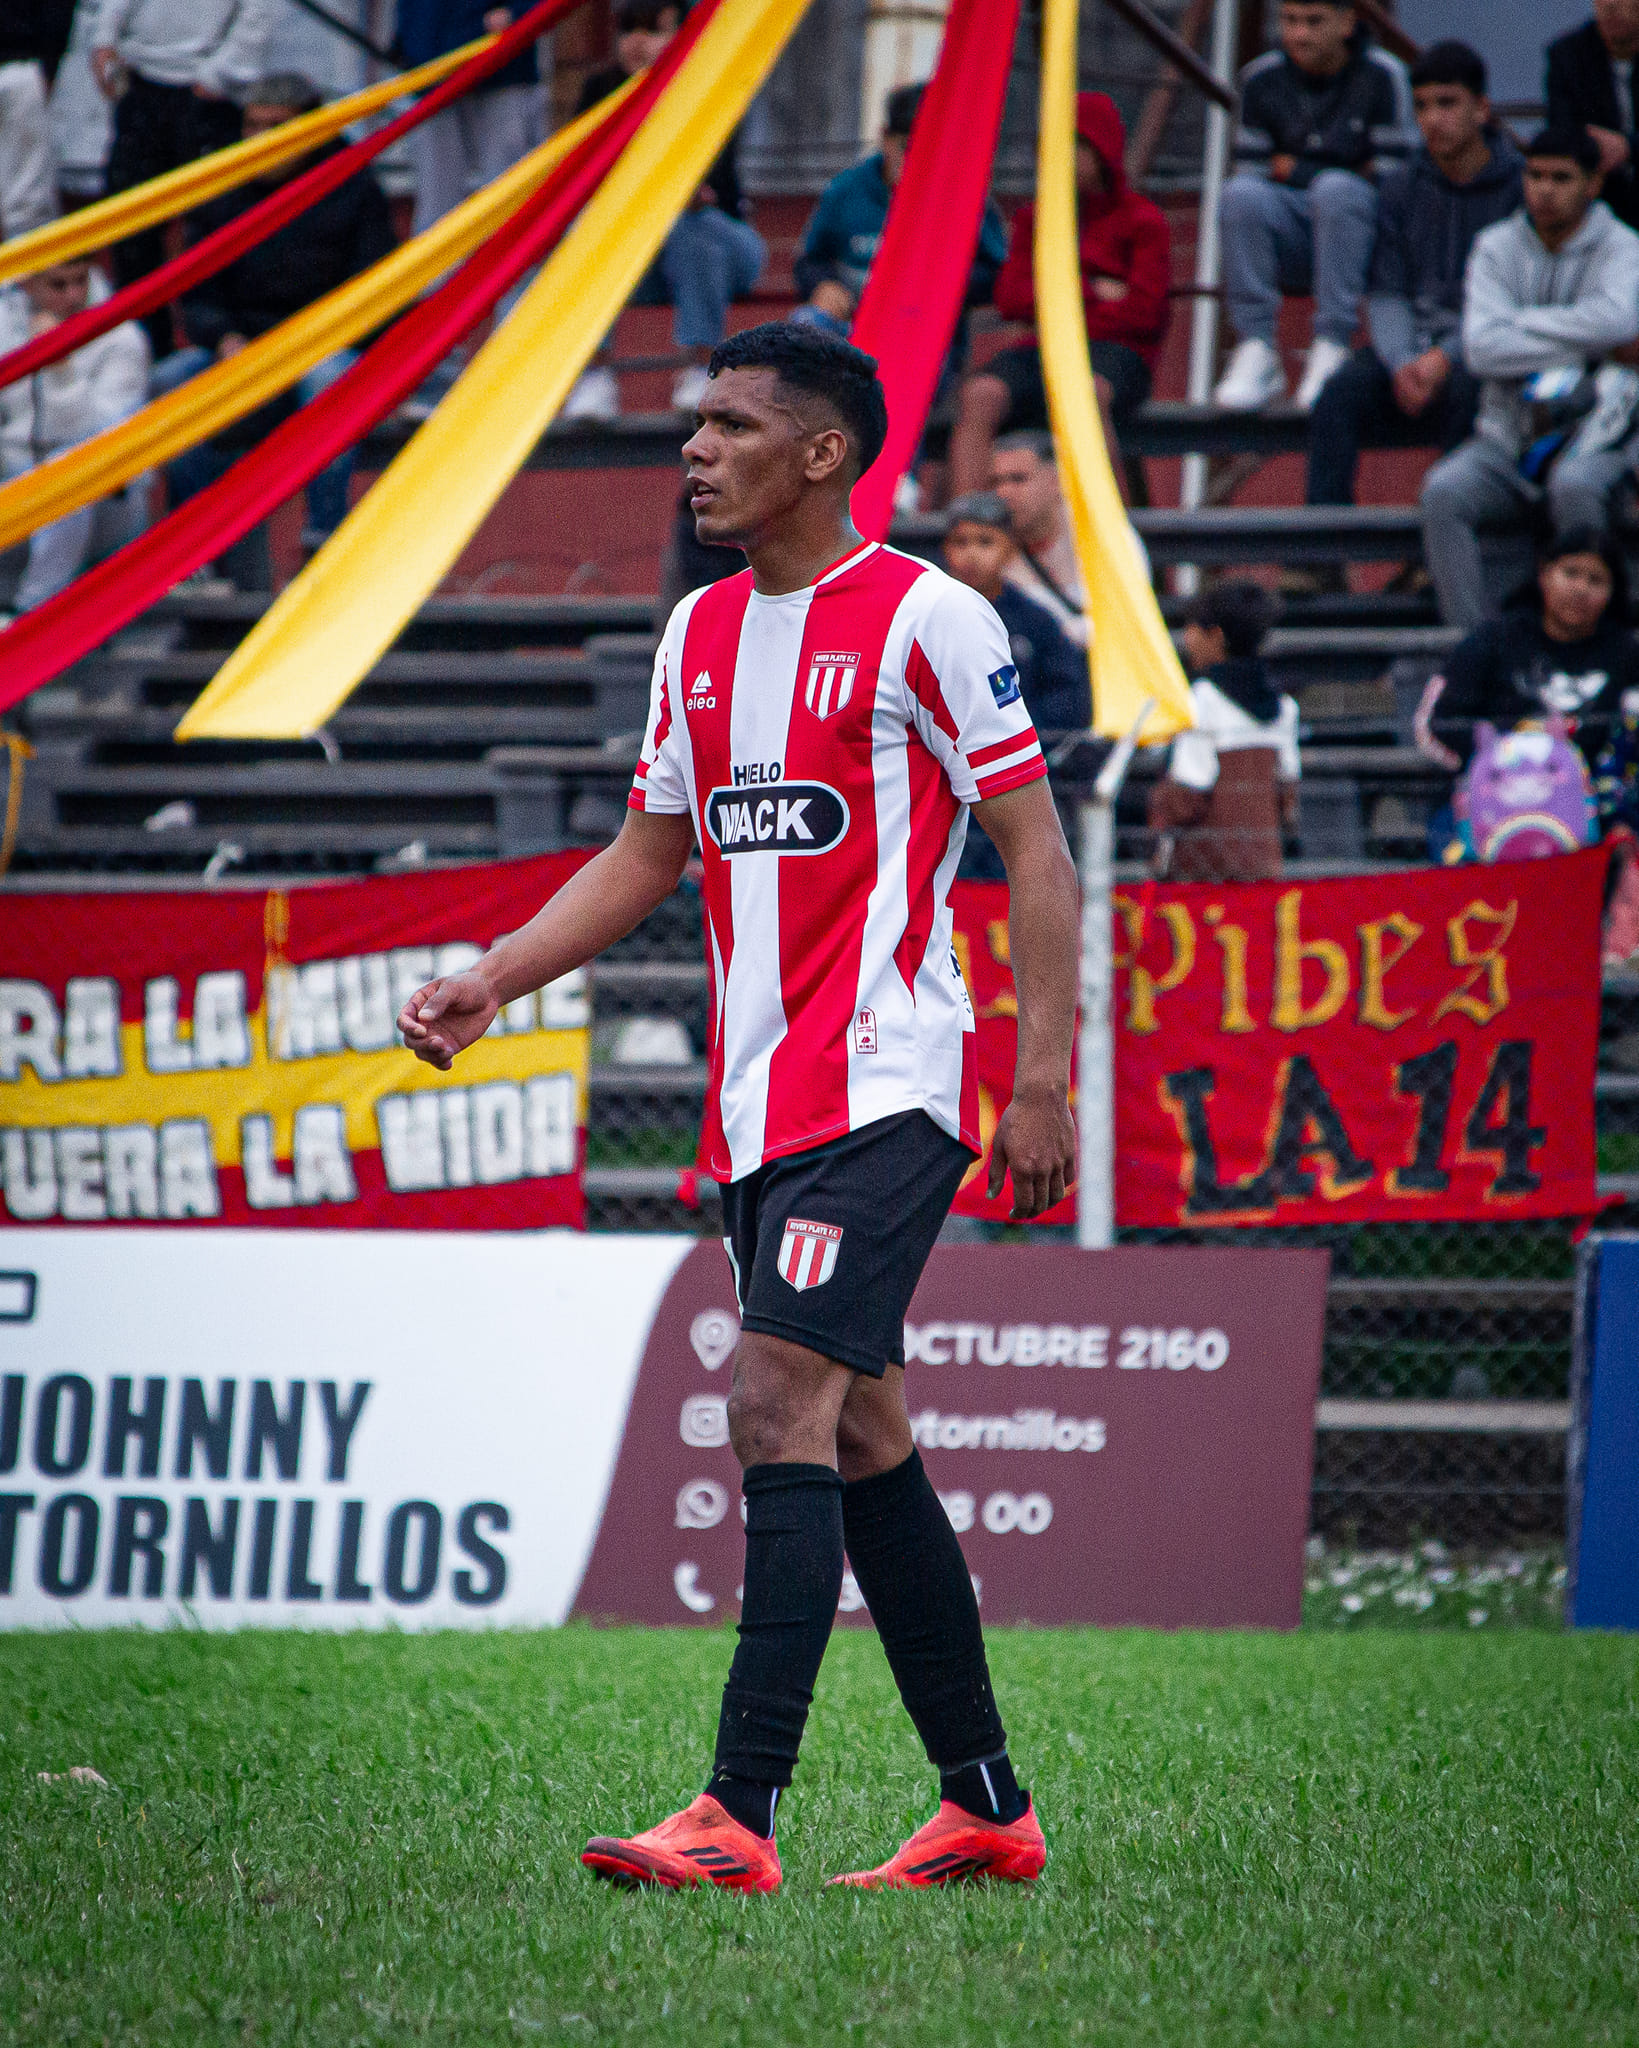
[0,0,586,394]
[847,0,1021,538]
[0,4,718,717]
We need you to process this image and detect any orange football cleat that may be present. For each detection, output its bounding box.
[827,1798,1046,1889]
[582,1793,783,1893]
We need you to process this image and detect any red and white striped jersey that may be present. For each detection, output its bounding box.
[628,540,1048,1182]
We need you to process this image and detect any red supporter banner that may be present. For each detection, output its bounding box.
[952,847,1606,1228]
[0,857,590,1229]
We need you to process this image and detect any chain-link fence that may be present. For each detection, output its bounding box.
[583,871,1638,1548]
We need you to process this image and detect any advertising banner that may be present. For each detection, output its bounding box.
[951,848,1605,1227]
[0,858,590,1230]
[0,1230,1327,1631]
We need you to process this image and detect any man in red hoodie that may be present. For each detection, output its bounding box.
[949,91,1170,494]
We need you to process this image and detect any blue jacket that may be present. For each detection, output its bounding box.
[793,153,1006,307]
[1366,132,1525,369]
[395,0,537,90]
[993,582,1088,736]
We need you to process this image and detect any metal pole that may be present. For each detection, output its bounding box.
[1178,0,1239,592]
[1076,700,1155,1250]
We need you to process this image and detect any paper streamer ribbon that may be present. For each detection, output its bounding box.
[0,46,486,288]
[849,0,1020,539]
[179,0,814,741]
[0,0,587,390]
[1037,0,1191,741]
[0,87,631,551]
[0,30,710,716]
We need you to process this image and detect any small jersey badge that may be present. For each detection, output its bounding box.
[805,651,861,720]
[777,1217,843,1291]
[987,663,1022,707]
[851,1007,877,1055]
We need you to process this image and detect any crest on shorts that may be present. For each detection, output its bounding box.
[804,651,860,720]
[777,1217,843,1291]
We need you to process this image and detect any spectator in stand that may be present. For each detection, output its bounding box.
[941,492,1089,737]
[1147,582,1300,882]
[0,257,149,620]
[1307,42,1523,512]
[1420,125,1639,628]
[1546,0,1639,232]
[1413,527,1639,777]
[154,74,395,565]
[791,82,1007,338]
[397,0,545,239]
[89,0,272,359]
[988,430,1088,648]
[562,0,764,419]
[942,489,1088,880]
[0,3,76,239]
[1214,0,1414,413]
[948,91,1168,496]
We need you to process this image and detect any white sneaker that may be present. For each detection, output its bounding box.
[670,364,710,414]
[1294,337,1351,412]
[561,365,619,423]
[1213,338,1286,411]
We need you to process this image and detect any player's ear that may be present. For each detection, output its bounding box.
[806,426,850,486]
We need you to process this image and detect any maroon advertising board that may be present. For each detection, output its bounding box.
[573,1242,1330,1630]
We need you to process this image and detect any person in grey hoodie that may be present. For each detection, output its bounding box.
[1307,42,1523,505]
[1421,122,1639,626]
[89,0,272,358]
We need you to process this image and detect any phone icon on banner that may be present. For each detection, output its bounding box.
[673,1562,715,1613]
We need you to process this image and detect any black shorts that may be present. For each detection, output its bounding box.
[986,339,1152,430]
[721,1111,976,1377]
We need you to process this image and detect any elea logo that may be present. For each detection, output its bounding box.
[704,782,848,855]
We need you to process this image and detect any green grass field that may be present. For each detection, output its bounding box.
[4,1624,1636,2047]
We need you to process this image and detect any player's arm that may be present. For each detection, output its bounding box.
[396,809,695,1069]
[972,778,1079,1218]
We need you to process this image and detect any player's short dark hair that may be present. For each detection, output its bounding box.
[1525,122,1602,173]
[1409,40,1486,96]
[241,70,324,114]
[613,0,683,32]
[993,428,1056,466]
[1187,579,1280,657]
[883,83,925,137]
[707,321,889,480]
[943,491,1013,534]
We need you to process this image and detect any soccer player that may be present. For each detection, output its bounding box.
[397,324,1079,1893]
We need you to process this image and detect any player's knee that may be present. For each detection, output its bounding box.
[726,1334,815,1465]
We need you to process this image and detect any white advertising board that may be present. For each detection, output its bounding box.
[0,1230,692,1628]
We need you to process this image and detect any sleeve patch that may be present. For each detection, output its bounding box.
[987,663,1022,707]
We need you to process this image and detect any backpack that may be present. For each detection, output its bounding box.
[1458,717,1598,860]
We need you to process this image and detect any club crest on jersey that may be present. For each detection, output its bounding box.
[704,781,849,855]
[805,650,861,720]
[777,1217,843,1291]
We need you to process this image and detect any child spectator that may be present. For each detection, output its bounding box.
[397,1,546,239]
[941,491,1089,737]
[1413,527,1639,775]
[89,0,272,359]
[1546,0,1639,231]
[1307,42,1523,509]
[562,0,764,419]
[988,430,1088,648]
[1214,0,1414,413]
[1147,581,1300,881]
[1420,125,1639,627]
[0,3,75,239]
[0,257,149,618]
[949,91,1168,495]
[154,75,395,563]
[791,81,1006,337]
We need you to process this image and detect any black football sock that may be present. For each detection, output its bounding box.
[841,1450,1028,1825]
[707,1462,844,1832]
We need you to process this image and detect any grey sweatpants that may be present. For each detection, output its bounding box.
[1420,433,1635,627]
[409,83,546,236]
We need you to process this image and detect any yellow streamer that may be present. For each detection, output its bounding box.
[0,41,488,287]
[0,89,631,553]
[179,0,813,741]
[1037,0,1192,742]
